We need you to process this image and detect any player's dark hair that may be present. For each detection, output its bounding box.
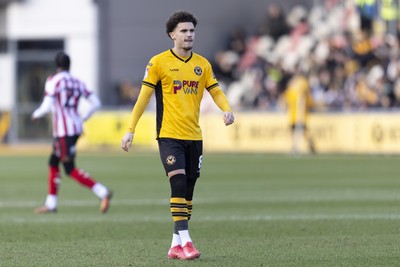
[55,51,70,70]
[165,11,197,38]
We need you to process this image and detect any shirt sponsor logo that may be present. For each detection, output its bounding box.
[173,80,199,95]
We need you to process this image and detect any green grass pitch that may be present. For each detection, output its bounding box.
[1,152,400,266]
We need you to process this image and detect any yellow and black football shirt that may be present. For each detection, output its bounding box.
[129,49,231,140]
[283,74,312,125]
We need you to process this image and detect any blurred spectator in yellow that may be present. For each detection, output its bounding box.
[354,68,381,108]
[351,30,376,68]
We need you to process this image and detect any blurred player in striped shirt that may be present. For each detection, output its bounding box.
[32,52,112,214]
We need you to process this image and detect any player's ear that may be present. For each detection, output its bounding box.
[169,32,175,40]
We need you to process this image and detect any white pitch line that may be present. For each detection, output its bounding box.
[0,199,168,208]
[2,213,400,224]
[1,194,400,208]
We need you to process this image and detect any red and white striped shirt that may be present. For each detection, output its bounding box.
[33,71,100,137]
[47,71,92,137]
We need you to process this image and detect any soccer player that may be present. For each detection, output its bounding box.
[121,11,235,260]
[281,65,315,154]
[32,52,112,214]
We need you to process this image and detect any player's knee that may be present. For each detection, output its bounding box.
[170,173,186,198]
[48,154,60,167]
[62,160,75,175]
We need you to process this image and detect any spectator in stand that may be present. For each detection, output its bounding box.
[212,26,246,91]
[351,29,376,68]
[219,0,400,111]
[116,79,141,106]
[212,51,240,88]
[225,26,247,56]
[258,2,290,41]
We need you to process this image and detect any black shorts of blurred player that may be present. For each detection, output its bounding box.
[53,135,79,162]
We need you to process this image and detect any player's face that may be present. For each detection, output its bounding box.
[171,22,195,51]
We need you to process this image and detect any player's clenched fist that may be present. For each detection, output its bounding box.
[223,112,234,126]
[121,132,134,152]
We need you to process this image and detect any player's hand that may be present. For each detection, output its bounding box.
[121,132,134,152]
[223,112,234,126]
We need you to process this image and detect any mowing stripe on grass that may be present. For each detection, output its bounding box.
[2,193,400,208]
[3,213,400,224]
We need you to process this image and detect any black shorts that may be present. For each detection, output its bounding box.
[52,135,79,161]
[157,138,203,179]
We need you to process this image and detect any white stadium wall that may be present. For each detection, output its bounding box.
[0,53,14,110]
[0,0,98,143]
[1,0,98,111]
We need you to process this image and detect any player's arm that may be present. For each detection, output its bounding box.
[121,85,154,151]
[31,95,53,121]
[82,93,101,121]
[208,86,235,126]
[32,77,57,121]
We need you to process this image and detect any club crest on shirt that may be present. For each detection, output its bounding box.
[166,155,176,165]
[194,66,202,76]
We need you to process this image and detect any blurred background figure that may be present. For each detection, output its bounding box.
[116,79,141,107]
[280,64,316,155]
[31,52,112,214]
[258,2,290,41]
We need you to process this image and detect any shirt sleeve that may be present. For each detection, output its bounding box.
[127,57,160,133]
[81,93,101,121]
[32,95,53,119]
[44,76,57,96]
[127,85,154,133]
[203,58,232,112]
[204,60,219,91]
[208,86,232,112]
[80,81,92,98]
[142,56,160,88]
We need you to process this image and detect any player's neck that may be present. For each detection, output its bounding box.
[172,47,192,58]
[56,68,68,73]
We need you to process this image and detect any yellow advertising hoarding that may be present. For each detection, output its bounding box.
[79,111,157,150]
[0,111,10,144]
[79,111,400,154]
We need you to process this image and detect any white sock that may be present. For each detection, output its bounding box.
[178,230,192,247]
[92,183,108,199]
[171,233,181,247]
[45,194,57,210]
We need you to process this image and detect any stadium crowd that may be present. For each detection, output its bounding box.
[211,0,400,112]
